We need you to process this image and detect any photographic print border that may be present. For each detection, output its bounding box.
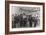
[5,1,45,34]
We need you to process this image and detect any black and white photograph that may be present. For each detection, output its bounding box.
[9,4,43,32]
[12,6,40,28]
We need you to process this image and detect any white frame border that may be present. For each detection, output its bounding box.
[9,4,43,32]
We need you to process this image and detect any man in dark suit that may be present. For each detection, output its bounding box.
[28,15,32,27]
[19,14,23,27]
[31,17,37,27]
[34,18,37,27]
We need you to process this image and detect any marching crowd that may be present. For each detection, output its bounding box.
[12,13,39,28]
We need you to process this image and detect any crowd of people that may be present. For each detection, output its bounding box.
[12,13,39,28]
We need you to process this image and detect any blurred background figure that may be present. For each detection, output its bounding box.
[12,14,14,28]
